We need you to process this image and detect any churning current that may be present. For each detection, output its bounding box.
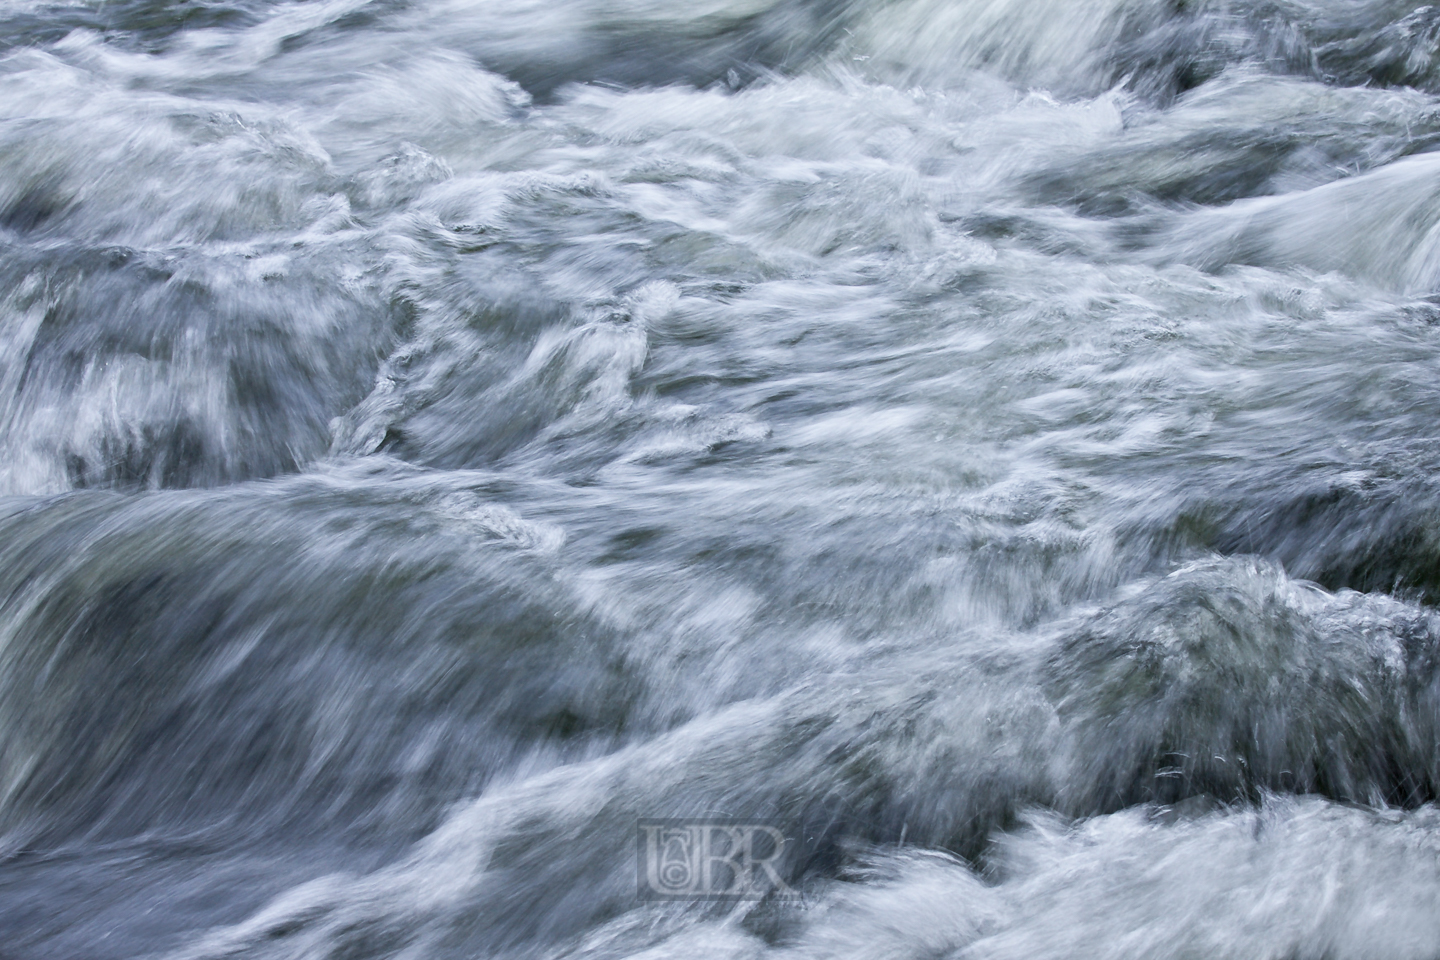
[11,0,1440,956]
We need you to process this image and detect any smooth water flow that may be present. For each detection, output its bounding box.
[5,0,1440,957]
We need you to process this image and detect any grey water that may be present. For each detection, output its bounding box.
[6,0,1440,956]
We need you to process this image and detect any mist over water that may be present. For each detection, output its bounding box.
[7,0,1440,956]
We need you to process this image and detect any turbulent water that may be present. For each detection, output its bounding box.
[13,0,1440,956]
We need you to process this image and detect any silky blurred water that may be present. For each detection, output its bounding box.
[5,0,1440,957]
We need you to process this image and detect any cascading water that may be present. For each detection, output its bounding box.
[4,0,1440,957]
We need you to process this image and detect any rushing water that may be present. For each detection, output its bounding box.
[8,0,1440,956]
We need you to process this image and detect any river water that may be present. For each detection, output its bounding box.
[4,0,1440,956]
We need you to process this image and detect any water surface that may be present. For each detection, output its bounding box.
[4,1,1440,957]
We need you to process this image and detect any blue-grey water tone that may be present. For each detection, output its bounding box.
[5,0,1440,956]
